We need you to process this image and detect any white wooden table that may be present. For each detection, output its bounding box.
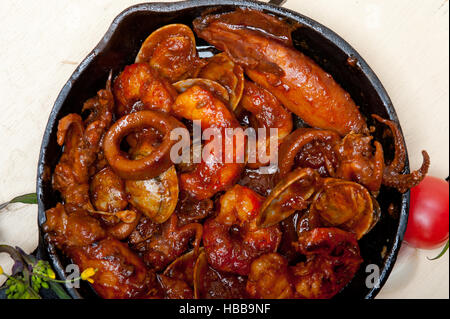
[0,0,448,298]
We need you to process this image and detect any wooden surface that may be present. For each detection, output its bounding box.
[0,0,448,298]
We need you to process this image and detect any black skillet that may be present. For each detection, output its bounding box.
[36,0,410,299]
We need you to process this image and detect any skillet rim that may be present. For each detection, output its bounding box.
[36,0,410,299]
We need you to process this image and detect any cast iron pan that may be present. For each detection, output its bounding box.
[36,0,410,299]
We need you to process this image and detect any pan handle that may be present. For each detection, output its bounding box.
[268,0,287,6]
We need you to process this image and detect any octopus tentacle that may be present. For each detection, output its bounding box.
[371,114,406,175]
[383,151,430,193]
[372,114,430,193]
[370,141,385,193]
[53,76,115,207]
[334,134,385,193]
[106,210,142,240]
[277,128,341,180]
[56,114,84,147]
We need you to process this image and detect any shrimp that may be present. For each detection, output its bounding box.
[113,63,178,117]
[291,228,363,299]
[172,85,245,200]
[240,80,292,140]
[246,253,295,299]
[203,185,282,276]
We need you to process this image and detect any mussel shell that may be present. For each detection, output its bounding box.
[193,251,247,299]
[198,53,244,110]
[125,138,179,224]
[310,179,376,239]
[164,248,203,287]
[193,251,208,299]
[126,166,179,224]
[135,24,197,82]
[368,195,382,233]
[257,167,319,228]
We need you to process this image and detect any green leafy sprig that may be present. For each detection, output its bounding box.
[428,241,449,261]
[0,193,37,210]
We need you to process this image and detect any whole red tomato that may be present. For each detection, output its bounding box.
[404,176,449,249]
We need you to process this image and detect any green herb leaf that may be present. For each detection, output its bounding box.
[1,193,38,210]
[428,241,449,261]
[9,193,37,205]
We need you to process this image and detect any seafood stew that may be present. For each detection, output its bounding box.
[38,1,429,299]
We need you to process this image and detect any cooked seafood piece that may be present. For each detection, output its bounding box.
[173,78,230,103]
[247,228,363,299]
[172,85,245,200]
[68,238,157,299]
[125,133,179,224]
[258,168,320,228]
[90,167,128,213]
[136,24,202,82]
[203,185,282,275]
[240,80,293,168]
[135,214,202,272]
[308,179,380,239]
[103,110,186,180]
[164,248,203,288]
[193,251,248,299]
[372,114,430,193]
[41,8,431,300]
[113,63,178,117]
[43,203,106,249]
[197,53,245,110]
[193,9,368,135]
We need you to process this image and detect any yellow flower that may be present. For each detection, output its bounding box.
[0,266,4,276]
[81,268,97,283]
[47,268,56,280]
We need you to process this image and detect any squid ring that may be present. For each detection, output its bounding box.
[103,110,185,180]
